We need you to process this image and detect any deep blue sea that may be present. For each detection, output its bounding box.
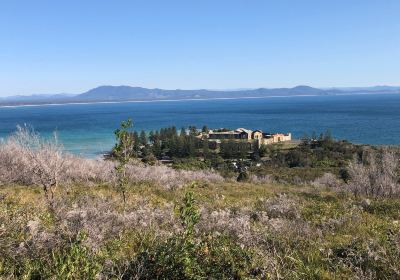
[1,94,399,157]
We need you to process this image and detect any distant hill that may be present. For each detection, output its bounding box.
[73,85,396,101]
[1,85,399,106]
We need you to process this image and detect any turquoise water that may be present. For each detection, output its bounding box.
[1,94,400,157]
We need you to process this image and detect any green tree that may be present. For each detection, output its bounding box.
[152,139,162,158]
[132,131,140,154]
[185,137,197,158]
[258,144,269,157]
[188,126,197,136]
[113,118,135,206]
[237,142,249,160]
[142,146,157,165]
[180,127,186,138]
[148,130,155,143]
[139,130,147,145]
[202,139,210,158]
[220,140,236,159]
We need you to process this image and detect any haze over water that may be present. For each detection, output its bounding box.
[1,94,399,157]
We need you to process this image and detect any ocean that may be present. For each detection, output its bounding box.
[1,94,399,157]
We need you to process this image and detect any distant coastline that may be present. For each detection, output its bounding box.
[1,85,400,108]
[0,94,320,108]
[1,91,399,109]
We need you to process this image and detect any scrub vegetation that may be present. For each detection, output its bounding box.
[1,122,400,279]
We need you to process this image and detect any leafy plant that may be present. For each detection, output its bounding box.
[122,185,254,279]
[50,232,100,280]
[113,118,135,205]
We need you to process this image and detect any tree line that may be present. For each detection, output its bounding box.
[111,123,257,164]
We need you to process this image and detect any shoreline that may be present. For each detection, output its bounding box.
[1,92,399,109]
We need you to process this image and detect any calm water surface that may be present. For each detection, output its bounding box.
[1,94,399,157]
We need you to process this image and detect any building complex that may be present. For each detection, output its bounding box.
[200,128,292,149]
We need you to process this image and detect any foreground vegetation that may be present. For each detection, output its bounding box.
[2,180,400,279]
[1,124,400,279]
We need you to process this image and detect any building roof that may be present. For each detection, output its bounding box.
[235,128,253,134]
[209,130,236,135]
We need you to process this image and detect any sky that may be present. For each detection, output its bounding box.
[0,0,399,96]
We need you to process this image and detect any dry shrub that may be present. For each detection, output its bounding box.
[249,174,274,184]
[264,193,300,220]
[6,197,177,259]
[0,125,64,201]
[0,126,224,190]
[198,208,253,245]
[125,164,223,189]
[62,155,115,185]
[0,139,32,185]
[312,172,341,189]
[0,126,116,187]
[347,149,400,197]
[53,198,176,249]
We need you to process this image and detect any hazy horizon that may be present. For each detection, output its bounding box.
[2,84,400,99]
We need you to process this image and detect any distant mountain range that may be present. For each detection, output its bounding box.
[1,85,400,106]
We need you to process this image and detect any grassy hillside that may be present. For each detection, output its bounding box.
[1,180,400,279]
[1,125,399,279]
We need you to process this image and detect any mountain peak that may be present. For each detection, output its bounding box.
[292,85,316,90]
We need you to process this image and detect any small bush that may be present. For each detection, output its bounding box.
[312,173,341,189]
[347,149,400,197]
[123,190,254,279]
[1,232,100,280]
[172,158,210,170]
[237,170,249,182]
[48,233,101,279]
[249,174,274,184]
[264,194,300,220]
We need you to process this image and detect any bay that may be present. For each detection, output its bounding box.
[1,94,399,157]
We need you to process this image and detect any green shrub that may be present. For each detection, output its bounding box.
[330,238,400,278]
[49,233,101,280]
[1,232,100,280]
[123,234,253,280]
[363,199,400,219]
[122,189,254,279]
[172,158,210,170]
[237,170,249,182]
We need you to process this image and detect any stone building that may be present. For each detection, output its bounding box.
[205,128,291,149]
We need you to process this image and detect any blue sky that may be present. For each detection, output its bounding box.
[0,0,399,96]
